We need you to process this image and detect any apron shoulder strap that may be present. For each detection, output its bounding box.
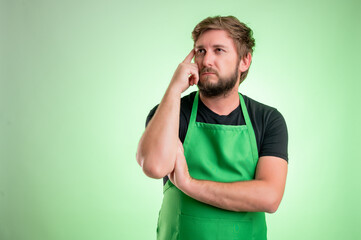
[239,93,259,162]
[189,91,199,124]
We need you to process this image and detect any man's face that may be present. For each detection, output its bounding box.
[194,29,241,97]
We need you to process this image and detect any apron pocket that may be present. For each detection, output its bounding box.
[179,213,253,240]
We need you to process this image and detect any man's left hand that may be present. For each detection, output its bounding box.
[168,140,193,191]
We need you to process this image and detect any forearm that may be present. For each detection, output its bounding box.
[136,85,182,179]
[137,49,198,179]
[183,178,280,213]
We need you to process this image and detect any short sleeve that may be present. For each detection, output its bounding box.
[259,109,289,162]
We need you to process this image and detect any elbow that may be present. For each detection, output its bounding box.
[264,193,282,214]
[136,150,172,179]
[265,202,279,214]
[142,160,169,179]
[136,136,176,179]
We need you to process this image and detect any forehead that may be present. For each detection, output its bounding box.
[195,29,237,50]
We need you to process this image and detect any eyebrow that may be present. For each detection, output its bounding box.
[195,44,228,49]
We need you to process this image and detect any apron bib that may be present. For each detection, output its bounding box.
[157,91,267,240]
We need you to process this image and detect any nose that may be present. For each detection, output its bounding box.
[202,51,214,67]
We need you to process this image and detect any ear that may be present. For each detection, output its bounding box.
[239,52,252,72]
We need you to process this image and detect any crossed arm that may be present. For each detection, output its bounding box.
[168,140,288,213]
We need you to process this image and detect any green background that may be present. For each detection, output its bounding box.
[1,0,360,239]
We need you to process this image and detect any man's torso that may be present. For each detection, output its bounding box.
[145,91,288,185]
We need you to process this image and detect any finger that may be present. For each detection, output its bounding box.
[182,49,195,63]
[188,72,199,86]
[188,63,199,84]
[189,76,194,86]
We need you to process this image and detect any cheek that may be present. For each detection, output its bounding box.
[194,59,202,69]
[194,57,200,64]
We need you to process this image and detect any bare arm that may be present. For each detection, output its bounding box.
[136,50,199,179]
[168,143,288,213]
[184,156,288,213]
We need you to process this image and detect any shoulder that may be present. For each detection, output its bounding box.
[241,94,277,115]
[241,93,286,125]
[241,93,288,161]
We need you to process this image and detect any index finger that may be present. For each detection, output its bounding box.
[182,49,195,63]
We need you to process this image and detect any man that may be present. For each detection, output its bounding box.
[136,16,288,240]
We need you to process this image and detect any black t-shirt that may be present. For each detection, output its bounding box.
[145,91,288,186]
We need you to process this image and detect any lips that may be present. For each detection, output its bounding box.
[200,67,218,76]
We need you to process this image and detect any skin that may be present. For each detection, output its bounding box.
[136,29,288,213]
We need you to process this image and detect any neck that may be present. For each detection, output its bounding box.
[199,85,240,116]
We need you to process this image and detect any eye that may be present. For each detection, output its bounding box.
[196,49,205,55]
[216,48,224,53]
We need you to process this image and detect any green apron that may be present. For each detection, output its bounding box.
[157,91,267,240]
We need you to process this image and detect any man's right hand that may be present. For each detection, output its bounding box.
[169,49,199,93]
[136,49,198,179]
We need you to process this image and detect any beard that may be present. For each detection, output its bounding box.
[197,63,240,98]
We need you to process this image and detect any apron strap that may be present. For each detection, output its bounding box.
[189,91,199,124]
[239,93,259,164]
